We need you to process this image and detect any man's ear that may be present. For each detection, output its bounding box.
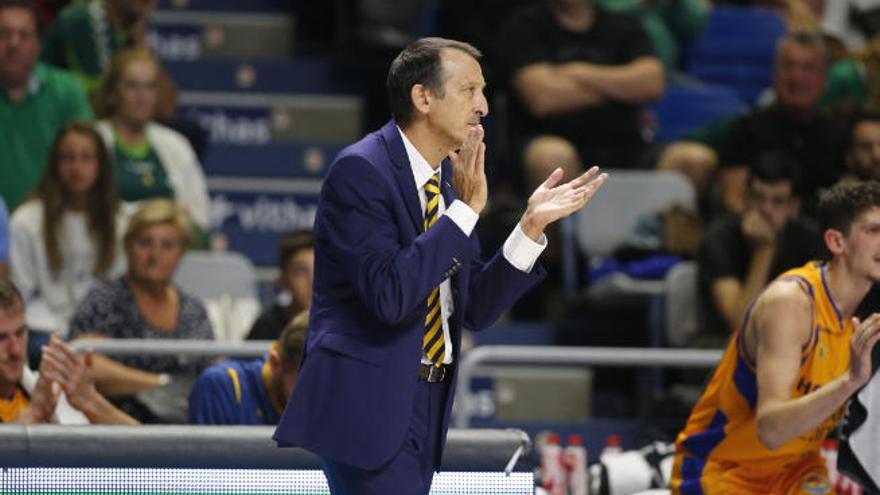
[824,228,845,256]
[411,84,431,116]
[268,350,281,373]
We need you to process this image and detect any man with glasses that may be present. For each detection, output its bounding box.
[697,151,825,344]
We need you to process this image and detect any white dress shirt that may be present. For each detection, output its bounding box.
[397,128,546,365]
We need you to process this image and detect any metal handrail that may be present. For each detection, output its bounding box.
[0,424,531,472]
[454,345,723,428]
[68,339,274,358]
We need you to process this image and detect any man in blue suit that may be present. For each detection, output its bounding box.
[273,37,608,494]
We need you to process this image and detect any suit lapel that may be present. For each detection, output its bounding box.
[440,158,458,208]
[441,157,467,348]
[381,121,423,233]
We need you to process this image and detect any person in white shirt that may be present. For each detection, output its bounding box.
[10,121,131,337]
[92,47,209,232]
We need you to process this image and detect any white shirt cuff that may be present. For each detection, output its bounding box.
[503,222,547,273]
[444,200,478,236]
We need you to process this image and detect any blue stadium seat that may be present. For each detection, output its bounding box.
[652,83,747,143]
[685,6,786,105]
[164,59,357,94]
[203,143,341,178]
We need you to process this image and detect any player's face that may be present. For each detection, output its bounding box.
[844,207,880,282]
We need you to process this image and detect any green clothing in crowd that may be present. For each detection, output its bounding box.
[0,63,93,210]
[41,0,131,94]
[112,134,175,202]
[597,0,708,73]
[818,58,869,111]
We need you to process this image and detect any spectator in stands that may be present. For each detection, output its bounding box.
[0,277,137,424]
[0,198,8,278]
[820,0,880,56]
[40,0,164,99]
[596,0,708,75]
[437,0,537,78]
[10,121,131,338]
[842,111,880,183]
[820,38,880,117]
[68,199,213,416]
[93,48,210,234]
[671,180,880,494]
[0,0,93,211]
[495,0,664,192]
[190,310,308,425]
[44,0,212,158]
[478,135,585,320]
[245,231,314,341]
[662,31,847,217]
[697,151,824,345]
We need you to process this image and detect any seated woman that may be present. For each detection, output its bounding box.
[92,47,210,234]
[68,199,214,421]
[10,121,131,338]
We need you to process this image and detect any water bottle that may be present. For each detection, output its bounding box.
[820,439,863,495]
[540,433,567,495]
[600,434,623,461]
[565,434,588,495]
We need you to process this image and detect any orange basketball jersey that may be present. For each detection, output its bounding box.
[671,261,852,494]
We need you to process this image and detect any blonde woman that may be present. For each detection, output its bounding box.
[93,47,209,231]
[68,199,213,420]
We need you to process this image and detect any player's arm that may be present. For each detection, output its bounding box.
[754,283,878,450]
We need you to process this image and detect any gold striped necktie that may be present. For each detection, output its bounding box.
[423,172,444,367]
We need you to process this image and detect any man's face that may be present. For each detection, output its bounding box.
[0,7,38,89]
[842,207,880,283]
[0,307,27,390]
[280,248,314,313]
[426,49,488,150]
[746,178,798,232]
[774,41,826,111]
[848,121,880,180]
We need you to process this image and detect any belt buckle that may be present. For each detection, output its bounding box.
[423,364,446,382]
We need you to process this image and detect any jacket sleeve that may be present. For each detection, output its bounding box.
[317,154,480,326]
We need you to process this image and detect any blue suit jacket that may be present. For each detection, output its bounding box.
[273,120,545,469]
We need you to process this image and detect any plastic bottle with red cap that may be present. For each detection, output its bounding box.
[600,434,623,461]
[540,433,567,495]
[564,434,588,495]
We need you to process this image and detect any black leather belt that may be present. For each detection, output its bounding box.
[419,363,449,383]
